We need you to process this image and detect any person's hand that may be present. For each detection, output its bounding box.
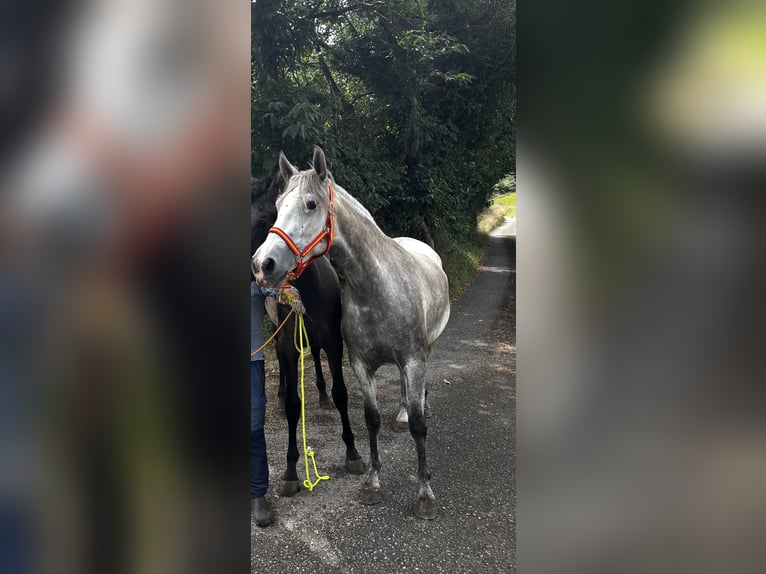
[277,285,305,315]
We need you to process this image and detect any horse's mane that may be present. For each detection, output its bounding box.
[251,174,282,202]
[334,183,377,225]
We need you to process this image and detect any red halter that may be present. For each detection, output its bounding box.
[267,182,336,280]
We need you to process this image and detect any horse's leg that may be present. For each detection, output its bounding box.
[404,359,437,519]
[277,368,286,416]
[394,371,409,432]
[397,370,431,421]
[311,346,333,409]
[351,358,382,505]
[327,341,363,474]
[277,347,301,497]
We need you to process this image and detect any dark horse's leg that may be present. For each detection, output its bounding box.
[351,358,382,504]
[326,339,364,474]
[277,369,286,416]
[276,336,301,497]
[310,345,333,409]
[404,358,436,519]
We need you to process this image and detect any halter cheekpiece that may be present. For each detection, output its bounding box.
[268,182,336,281]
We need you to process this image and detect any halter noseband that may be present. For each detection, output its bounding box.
[267,182,336,281]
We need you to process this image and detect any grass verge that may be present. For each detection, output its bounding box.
[476,193,515,234]
[494,192,516,218]
[440,192,516,301]
[436,230,488,302]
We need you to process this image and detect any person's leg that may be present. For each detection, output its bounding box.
[250,359,273,526]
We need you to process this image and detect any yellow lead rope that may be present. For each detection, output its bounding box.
[295,313,330,491]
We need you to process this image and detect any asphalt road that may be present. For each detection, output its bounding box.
[252,217,516,573]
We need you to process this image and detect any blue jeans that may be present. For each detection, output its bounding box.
[250,360,268,499]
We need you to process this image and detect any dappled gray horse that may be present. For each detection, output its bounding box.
[253,147,450,519]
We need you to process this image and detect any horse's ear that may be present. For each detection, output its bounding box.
[279,151,298,181]
[312,146,328,182]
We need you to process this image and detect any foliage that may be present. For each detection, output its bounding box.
[252,0,515,246]
[435,230,487,300]
[493,175,516,196]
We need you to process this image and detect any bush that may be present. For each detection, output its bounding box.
[493,174,516,196]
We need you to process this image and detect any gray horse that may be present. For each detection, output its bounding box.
[253,146,450,519]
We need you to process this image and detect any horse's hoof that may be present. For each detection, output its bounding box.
[359,484,382,505]
[414,497,437,520]
[319,397,334,410]
[394,420,409,433]
[345,457,366,475]
[278,480,300,497]
[278,397,286,411]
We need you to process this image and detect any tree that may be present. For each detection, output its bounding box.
[251,0,515,242]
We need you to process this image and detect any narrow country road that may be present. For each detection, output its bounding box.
[252,217,516,573]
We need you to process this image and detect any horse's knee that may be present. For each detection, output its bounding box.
[283,391,300,422]
[407,404,427,437]
[363,403,381,433]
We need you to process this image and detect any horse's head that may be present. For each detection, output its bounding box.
[251,175,281,256]
[252,146,334,287]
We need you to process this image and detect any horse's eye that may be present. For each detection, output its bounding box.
[306,199,317,211]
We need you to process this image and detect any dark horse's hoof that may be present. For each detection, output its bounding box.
[345,457,366,475]
[319,396,334,410]
[394,420,409,433]
[359,484,382,505]
[278,480,300,497]
[414,497,437,520]
[278,396,286,417]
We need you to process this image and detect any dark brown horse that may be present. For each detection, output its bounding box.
[251,176,364,496]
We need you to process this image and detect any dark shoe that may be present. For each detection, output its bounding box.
[251,496,274,527]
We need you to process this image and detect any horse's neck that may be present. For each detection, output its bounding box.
[330,186,395,291]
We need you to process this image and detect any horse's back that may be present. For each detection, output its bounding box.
[392,236,447,290]
[393,237,443,267]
